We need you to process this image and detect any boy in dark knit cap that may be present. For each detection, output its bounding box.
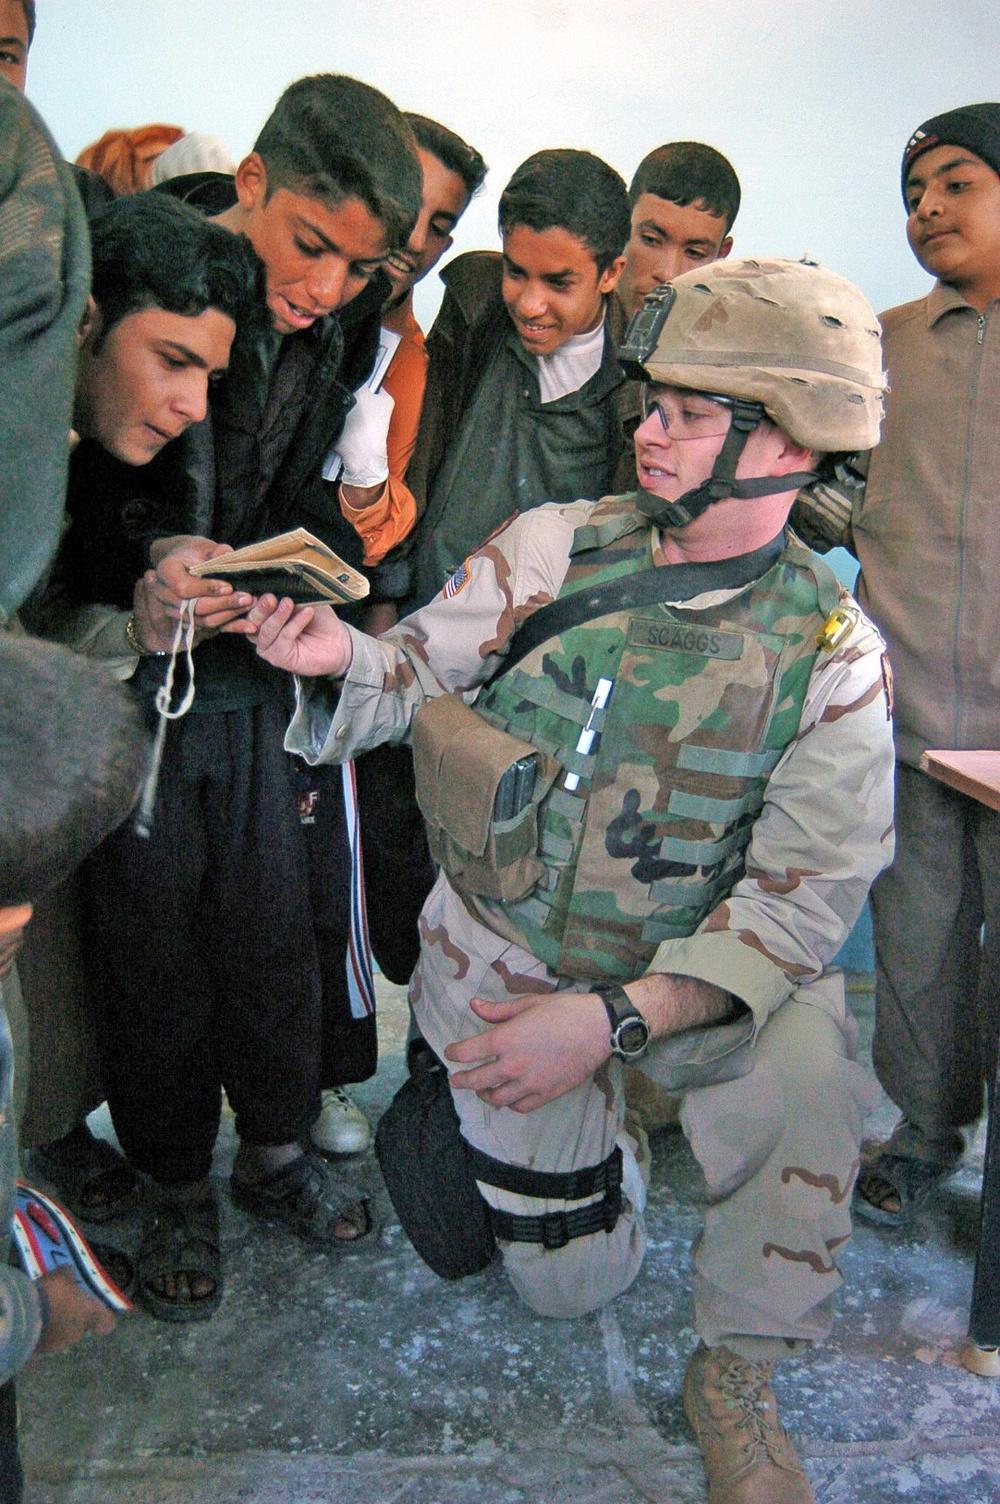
[851,103,1000,1226]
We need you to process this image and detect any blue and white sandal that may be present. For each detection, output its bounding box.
[12,1180,134,1311]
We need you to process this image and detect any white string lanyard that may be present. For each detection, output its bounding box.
[134,599,198,838]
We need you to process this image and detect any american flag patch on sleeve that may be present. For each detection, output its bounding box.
[443,560,472,599]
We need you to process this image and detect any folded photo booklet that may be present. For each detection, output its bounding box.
[12,1180,133,1312]
[189,528,370,606]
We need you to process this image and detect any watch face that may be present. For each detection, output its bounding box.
[616,1018,649,1058]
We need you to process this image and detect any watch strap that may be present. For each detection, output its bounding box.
[592,982,633,1035]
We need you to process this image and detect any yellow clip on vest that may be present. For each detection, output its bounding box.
[816,604,860,653]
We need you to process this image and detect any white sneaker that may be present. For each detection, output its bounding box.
[311,1088,371,1156]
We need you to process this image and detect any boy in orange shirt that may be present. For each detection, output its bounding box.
[330,113,486,571]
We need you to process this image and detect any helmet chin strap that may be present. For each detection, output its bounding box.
[635,397,818,530]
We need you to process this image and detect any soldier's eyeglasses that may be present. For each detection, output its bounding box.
[639,387,735,441]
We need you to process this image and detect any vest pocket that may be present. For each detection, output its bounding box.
[412,693,559,902]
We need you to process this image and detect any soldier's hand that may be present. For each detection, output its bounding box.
[445,990,611,1112]
[245,594,354,677]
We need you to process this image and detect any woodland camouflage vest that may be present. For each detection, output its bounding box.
[464,496,844,981]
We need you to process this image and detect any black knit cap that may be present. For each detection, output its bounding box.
[901,103,1000,204]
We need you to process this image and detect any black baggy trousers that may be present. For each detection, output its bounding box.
[83,692,371,1186]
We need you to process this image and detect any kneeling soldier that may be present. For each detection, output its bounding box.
[244,257,893,1504]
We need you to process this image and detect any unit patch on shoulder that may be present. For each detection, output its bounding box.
[443,560,472,599]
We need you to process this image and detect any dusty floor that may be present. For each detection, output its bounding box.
[18,972,1000,1504]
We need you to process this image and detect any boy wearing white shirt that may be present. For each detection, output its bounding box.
[401,149,631,614]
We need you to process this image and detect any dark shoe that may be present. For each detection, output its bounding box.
[136,1184,222,1324]
[231,1149,374,1248]
[853,1147,949,1229]
[683,1341,816,1503]
[27,1125,137,1224]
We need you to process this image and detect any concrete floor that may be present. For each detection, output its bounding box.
[19,974,1000,1504]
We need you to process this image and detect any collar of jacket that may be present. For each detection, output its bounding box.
[441,250,628,369]
[568,493,652,555]
[926,279,996,327]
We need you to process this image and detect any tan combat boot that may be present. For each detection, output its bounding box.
[682,1342,816,1504]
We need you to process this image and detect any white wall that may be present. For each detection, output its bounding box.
[25,0,1000,327]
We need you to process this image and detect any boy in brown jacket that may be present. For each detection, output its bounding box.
[851,103,1000,1226]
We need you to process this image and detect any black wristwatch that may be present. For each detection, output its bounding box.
[592,982,651,1062]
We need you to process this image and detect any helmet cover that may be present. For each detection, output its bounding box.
[634,257,885,453]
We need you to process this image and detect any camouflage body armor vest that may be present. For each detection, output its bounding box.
[463,495,844,982]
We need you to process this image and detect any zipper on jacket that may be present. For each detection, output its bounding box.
[952,308,988,744]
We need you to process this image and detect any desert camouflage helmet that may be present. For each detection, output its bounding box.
[620,256,885,453]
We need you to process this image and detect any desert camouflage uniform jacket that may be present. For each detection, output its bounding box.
[286,496,895,1032]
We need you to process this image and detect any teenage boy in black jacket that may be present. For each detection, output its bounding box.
[63,74,421,1322]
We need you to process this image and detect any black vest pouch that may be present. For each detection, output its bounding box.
[411,692,559,902]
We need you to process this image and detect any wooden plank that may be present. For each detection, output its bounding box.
[920,750,1000,814]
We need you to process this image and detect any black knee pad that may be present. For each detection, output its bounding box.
[375,1043,496,1280]
[376,1042,624,1276]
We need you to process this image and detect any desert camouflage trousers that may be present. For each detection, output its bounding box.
[410,873,880,1362]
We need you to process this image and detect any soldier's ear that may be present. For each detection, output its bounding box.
[771,435,816,476]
